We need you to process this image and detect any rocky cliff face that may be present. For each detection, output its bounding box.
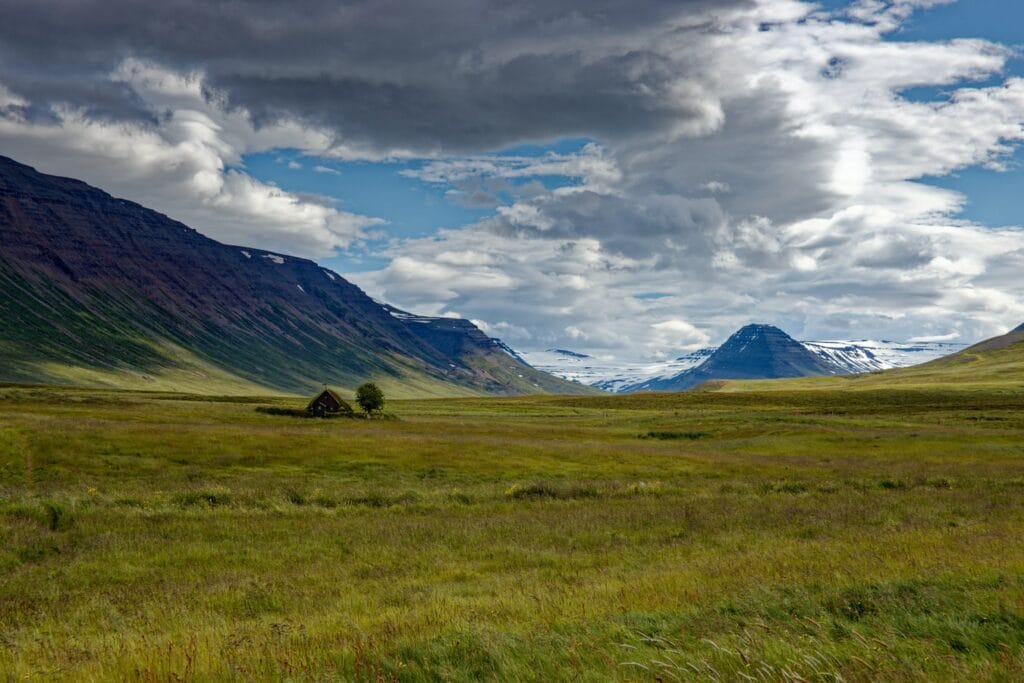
[627,324,841,392]
[0,155,588,396]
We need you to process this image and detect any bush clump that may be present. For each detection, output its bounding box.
[504,482,599,501]
[640,431,710,441]
[255,405,354,419]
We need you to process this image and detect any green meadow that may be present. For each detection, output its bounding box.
[2,384,1024,681]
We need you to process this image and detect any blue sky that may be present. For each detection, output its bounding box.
[241,150,493,272]
[891,0,1024,227]
[242,138,593,273]
[898,0,1024,48]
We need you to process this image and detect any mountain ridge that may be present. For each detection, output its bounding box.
[0,155,590,397]
[522,333,968,393]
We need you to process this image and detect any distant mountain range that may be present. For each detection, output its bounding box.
[626,324,842,392]
[2,154,1002,398]
[519,348,716,392]
[522,326,969,393]
[719,323,1024,391]
[0,155,590,397]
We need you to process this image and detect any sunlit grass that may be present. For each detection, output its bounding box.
[1,385,1023,679]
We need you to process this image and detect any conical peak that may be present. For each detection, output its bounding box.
[727,324,792,342]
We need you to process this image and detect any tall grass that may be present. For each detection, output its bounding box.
[0,385,1023,679]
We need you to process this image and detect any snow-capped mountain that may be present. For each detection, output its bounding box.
[627,324,841,392]
[519,336,966,393]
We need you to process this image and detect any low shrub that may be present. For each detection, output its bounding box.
[255,406,308,417]
[255,405,355,419]
[640,431,710,441]
[504,482,599,501]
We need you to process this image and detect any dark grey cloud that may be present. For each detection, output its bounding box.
[0,0,751,152]
[488,189,728,263]
[852,233,935,269]
[0,76,157,124]
[615,90,841,226]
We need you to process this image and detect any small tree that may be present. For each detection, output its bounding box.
[355,382,385,417]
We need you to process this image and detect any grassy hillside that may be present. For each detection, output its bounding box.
[0,156,593,399]
[2,385,1023,679]
[713,327,1024,393]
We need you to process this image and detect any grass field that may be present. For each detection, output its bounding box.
[2,383,1024,680]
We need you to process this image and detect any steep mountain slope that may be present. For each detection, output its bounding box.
[0,155,589,396]
[624,324,841,392]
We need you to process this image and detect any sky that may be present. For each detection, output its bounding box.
[1,0,1023,360]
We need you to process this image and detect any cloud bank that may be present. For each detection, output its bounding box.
[354,0,1024,354]
[1,0,1022,357]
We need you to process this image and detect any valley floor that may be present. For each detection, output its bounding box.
[1,385,1023,680]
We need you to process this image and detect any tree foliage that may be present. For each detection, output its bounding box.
[355,383,385,416]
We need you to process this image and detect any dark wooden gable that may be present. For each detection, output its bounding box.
[307,388,344,416]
